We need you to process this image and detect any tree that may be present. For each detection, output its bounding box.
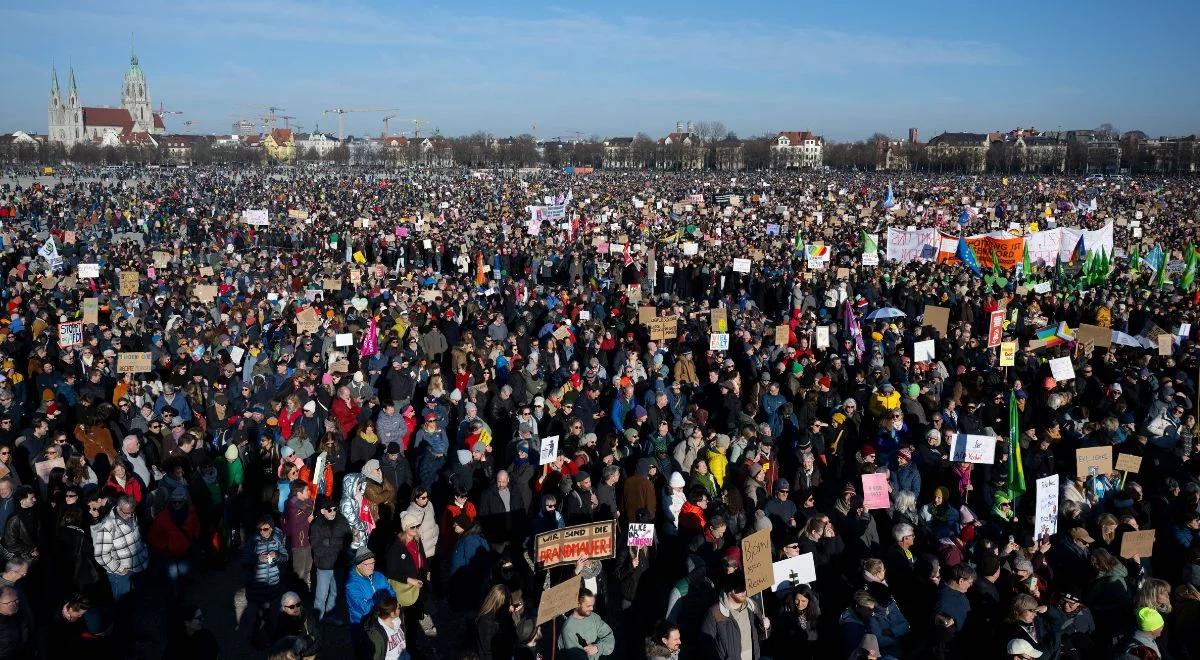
[631,133,656,168]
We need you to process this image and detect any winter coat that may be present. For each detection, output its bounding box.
[340,472,370,549]
[700,595,768,660]
[147,507,201,559]
[91,510,149,575]
[402,500,439,558]
[346,566,395,625]
[241,528,288,602]
[310,512,352,570]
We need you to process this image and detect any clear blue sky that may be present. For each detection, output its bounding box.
[5,0,1198,141]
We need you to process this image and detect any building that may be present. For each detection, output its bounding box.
[262,129,295,161]
[770,131,823,169]
[908,128,920,144]
[926,132,991,172]
[160,134,202,162]
[603,137,634,168]
[48,52,166,148]
[1014,135,1066,172]
[0,132,41,162]
[1065,130,1121,174]
[657,123,704,170]
[296,132,340,159]
[713,137,744,171]
[874,139,910,171]
[232,120,259,136]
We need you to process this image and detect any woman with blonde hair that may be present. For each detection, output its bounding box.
[1000,593,1062,659]
[476,584,517,660]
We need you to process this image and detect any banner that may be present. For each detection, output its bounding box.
[528,203,567,222]
[886,228,937,262]
[535,521,616,566]
[940,233,1025,270]
[987,310,1005,348]
[243,209,269,225]
[58,321,84,348]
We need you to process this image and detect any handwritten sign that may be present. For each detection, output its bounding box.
[709,333,730,351]
[1076,323,1112,349]
[323,278,342,292]
[116,352,153,374]
[118,271,139,297]
[35,457,65,484]
[538,435,560,465]
[82,298,99,325]
[199,265,215,277]
[627,523,654,548]
[741,528,773,596]
[999,341,1017,367]
[732,258,752,273]
[535,521,615,567]
[774,325,790,345]
[78,263,100,279]
[771,553,817,592]
[295,308,321,334]
[647,316,677,341]
[862,472,890,510]
[1120,529,1155,558]
[243,209,269,225]
[1049,357,1076,382]
[1035,474,1059,539]
[1076,445,1113,478]
[816,325,831,349]
[152,251,171,268]
[536,574,582,626]
[58,321,84,349]
[952,434,997,464]
[710,308,728,333]
[922,305,950,335]
[1158,334,1173,356]
[193,285,218,302]
[1115,453,1142,473]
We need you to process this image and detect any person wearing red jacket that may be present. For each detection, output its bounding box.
[278,396,304,441]
[679,486,709,537]
[330,386,362,438]
[106,460,145,504]
[147,488,201,595]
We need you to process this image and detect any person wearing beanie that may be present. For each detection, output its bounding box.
[1120,606,1165,658]
[764,478,797,532]
[345,546,393,626]
[309,496,351,623]
[890,446,921,497]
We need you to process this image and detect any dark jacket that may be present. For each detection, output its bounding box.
[309,513,351,570]
[700,596,768,660]
[477,484,528,545]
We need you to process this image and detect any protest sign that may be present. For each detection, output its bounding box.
[535,521,615,567]
[335,333,354,347]
[58,321,83,348]
[774,325,790,345]
[536,575,582,626]
[193,285,218,302]
[1035,474,1060,538]
[323,278,342,291]
[199,266,215,277]
[1120,530,1156,558]
[771,554,817,592]
[999,341,1017,367]
[1049,357,1076,381]
[116,352,153,374]
[987,310,1005,348]
[118,271,139,296]
[922,305,949,335]
[295,308,321,334]
[711,308,728,332]
[1076,323,1112,349]
[287,209,309,220]
[243,209,269,225]
[639,306,657,324]
[1158,334,1173,356]
[741,528,773,596]
[816,325,831,349]
[538,435,560,465]
[862,473,890,510]
[951,434,997,464]
[709,333,730,351]
[647,316,677,341]
[913,339,936,363]
[1076,446,1113,478]
[152,251,171,268]
[35,457,65,484]
[229,346,245,364]
[82,298,98,325]
[627,523,654,548]
[78,263,100,279]
[1115,453,1142,473]
[861,252,879,266]
[732,258,751,273]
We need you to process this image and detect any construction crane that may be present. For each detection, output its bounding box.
[183,120,194,134]
[322,108,400,141]
[155,102,183,117]
[412,119,426,138]
[278,115,297,130]
[382,115,396,137]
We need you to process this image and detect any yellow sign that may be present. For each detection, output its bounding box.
[999,341,1017,367]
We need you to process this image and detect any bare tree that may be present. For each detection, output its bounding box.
[694,121,727,144]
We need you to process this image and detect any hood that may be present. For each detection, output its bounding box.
[456,449,472,466]
[636,457,653,477]
[342,472,365,494]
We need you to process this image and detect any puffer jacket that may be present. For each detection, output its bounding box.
[376,409,406,447]
[241,528,288,602]
[340,472,369,549]
[310,511,352,570]
[401,500,439,558]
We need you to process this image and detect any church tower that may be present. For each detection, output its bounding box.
[122,47,153,133]
[66,67,83,145]
[48,66,65,145]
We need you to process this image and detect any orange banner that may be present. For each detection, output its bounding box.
[939,234,1025,270]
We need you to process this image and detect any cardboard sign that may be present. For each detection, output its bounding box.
[1049,357,1076,382]
[58,321,84,348]
[199,265,215,277]
[538,435,560,465]
[741,528,774,596]
[862,472,890,510]
[627,523,654,548]
[78,263,100,279]
[771,553,817,592]
[536,574,582,626]
[647,316,677,341]
[118,270,139,297]
[1158,334,1173,356]
[922,305,950,335]
[193,285,218,302]
[323,278,342,292]
[774,325,790,345]
[152,251,171,268]
[335,333,354,347]
[82,298,99,325]
[999,341,1017,367]
[1076,445,1113,478]
[639,306,657,325]
[1115,453,1142,473]
[913,339,936,363]
[1120,529,1155,558]
[1035,474,1060,539]
[711,308,728,333]
[329,359,349,373]
[116,352,153,374]
[535,521,615,567]
[553,326,571,341]
[952,434,997,464]
[296,308,322,334]
[987,310,1005,348]
[287,208,309,220]
[1076,323,1112,349]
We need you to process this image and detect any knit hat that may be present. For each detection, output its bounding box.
[400,512,421,529]
[832,412,847,425]
[669,472,686,488]
[907,383,920,397]
[362,459,383,483]
[354,547,375,565]
[1136,607,1164,632]
[385,442,402,455]
[303,400,317,413]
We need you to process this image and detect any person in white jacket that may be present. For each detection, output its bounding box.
[401,485,440,559]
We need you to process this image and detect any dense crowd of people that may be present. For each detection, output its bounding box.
[0,165,1198,660]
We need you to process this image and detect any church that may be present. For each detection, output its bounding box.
[48,51,166,148]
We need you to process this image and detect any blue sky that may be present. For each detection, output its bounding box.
[5,0,1198,141]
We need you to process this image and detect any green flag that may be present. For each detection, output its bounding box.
[795,230,805,254]
[1008,391,1026,499]
[1021,243,1033,281]
[1156,253,1169,290]
[1182,243,1197,290]
[991,248,1004,279]
[1129,243,1141,281]
[860,231,878,254]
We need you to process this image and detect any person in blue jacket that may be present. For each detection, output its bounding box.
[345,547,394,626]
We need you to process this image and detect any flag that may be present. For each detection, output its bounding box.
[795,230,805,254]
[990,248,1004,280]
[1143,244,1164,274]
[1155,251,1169,290]
[360,317,379,357]
[957,236,981,275]
[1068,233,1085,265]
[475,252,486,286]
[882,185,895,209]
[1181,243,1197,290]
[1129,243,1141,281]
[1008,391,1026,499]
[1020,242,1033,281]
[957,209,971,226]
[860,231,878,254]
[843,300,864,362]
[1034,325,1066,348]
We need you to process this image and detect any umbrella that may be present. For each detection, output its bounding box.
[865,307,907,321]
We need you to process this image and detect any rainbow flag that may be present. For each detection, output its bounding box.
[1033,322,1073,348]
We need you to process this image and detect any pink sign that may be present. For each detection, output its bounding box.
[861,473,890,510]
[397,227,409,238]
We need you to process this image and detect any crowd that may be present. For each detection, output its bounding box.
[0,165,1198,660]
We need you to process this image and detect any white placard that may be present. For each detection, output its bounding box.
[709,333,730,351]
[243,209,269,225]
[335,333,354,347]
[229,346,245,364]
[538,435,560,465]
[579,310,591,321]
[732,258,752,273]
[664,265,675,274]
[78,263,100,279]
[952,434,997,464]
[1035,474,1060,539]
[1179,323,1191,337]
[771,553,817,591]
[1049,357,1076,381]
[682,242,698,256]
[861,252,879,266]
[815,325,831,349]
[913,339,936,363]
[627,523,654,547]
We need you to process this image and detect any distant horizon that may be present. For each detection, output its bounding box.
[5,1,1199,141]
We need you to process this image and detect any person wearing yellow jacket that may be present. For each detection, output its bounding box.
[707,434,732,488]
[867,382,901,419]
